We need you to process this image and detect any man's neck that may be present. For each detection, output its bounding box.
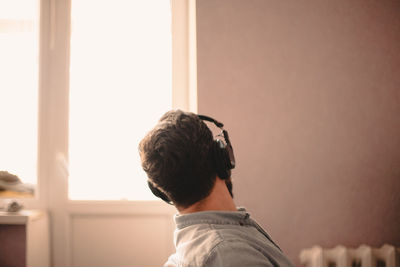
[178,177,237,214]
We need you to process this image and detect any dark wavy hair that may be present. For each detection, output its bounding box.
[138,110,217,208]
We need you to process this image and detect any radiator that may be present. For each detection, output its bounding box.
[300,244,400,267]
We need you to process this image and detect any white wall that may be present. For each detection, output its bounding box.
[71,214,173,267]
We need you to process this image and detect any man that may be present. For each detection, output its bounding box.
[139,110,293,267]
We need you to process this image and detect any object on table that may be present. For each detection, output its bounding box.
[0,171,35,196]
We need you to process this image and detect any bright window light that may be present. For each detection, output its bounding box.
[69,0,172,200]
[0,0,39,187]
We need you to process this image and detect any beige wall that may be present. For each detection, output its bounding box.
[196,0,400,265]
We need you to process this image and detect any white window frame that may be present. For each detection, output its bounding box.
[18,0,197,266]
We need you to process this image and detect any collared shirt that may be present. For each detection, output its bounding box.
[164,208,294,267]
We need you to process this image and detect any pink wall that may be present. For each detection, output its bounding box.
[196,0,400,265]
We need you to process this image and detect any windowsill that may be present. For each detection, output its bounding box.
[67,199,176,215]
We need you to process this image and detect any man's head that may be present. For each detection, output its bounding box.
[138,110,233,209]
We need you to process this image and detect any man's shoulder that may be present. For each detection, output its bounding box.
[168,223,294,267]
[167,233,276,267]
[166,224,225,267]
[168,223,274,267]
[204,239,276,267]
[181,222,256,249]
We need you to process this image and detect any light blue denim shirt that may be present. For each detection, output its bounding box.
[165,208,294,267]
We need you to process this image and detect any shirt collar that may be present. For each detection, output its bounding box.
[174,207,250,229]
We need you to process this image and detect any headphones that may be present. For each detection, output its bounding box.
[147,114,236,205]
[197,115,236,178]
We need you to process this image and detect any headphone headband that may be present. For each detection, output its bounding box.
[197,115,224,128]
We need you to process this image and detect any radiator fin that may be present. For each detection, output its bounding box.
[300,244,400,267]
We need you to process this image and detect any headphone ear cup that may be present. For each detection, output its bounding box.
[213,140,231,179]
[147,181,172,204]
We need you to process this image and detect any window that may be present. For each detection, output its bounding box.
[1,0,195,203]
[1,1,195,265]
[68,0,172,200]
[0,0,39,195]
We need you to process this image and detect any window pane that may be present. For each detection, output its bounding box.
[69,0,172,200]
[0,0,39,196]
